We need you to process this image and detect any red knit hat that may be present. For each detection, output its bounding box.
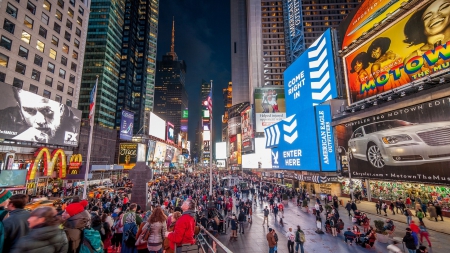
[65,203,84,217]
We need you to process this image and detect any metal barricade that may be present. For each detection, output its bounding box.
[196,225,233,253]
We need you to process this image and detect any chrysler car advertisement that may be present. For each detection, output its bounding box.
[335,96,450,184]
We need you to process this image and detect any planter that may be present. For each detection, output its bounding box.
[376,233,389,244]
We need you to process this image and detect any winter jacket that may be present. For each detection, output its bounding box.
[403,232,416,250]
[266,232,276,248]
[146,221,167,251]
[3,208,30,252]
[238,212,246,222]
[230,219,237,230]
[428,205,437,218]
[435,205,442,216]
[63,210,91,253]
[167,210,196,250]
[10,225,68,253]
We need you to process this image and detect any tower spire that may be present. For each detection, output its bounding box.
[171,17,175,53]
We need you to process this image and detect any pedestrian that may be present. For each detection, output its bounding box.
[421,203,428,217]
[62,200,91,253]
[122,203,142,253]
[143,207,167,253]
[389,202,396,215]
[294,225,305,253]
[382,202,388,216]
[112,212,124,252]
[101,213,113,253]
[345,201,352,217]
[405,207,413,225]
[435,204,444,221]
[263,206,269,227]
[163,211,182,253]
[417,245,428,253]
[285,227,295,253]
[273,229,279,253]
[386,241,402,253]
[10,206,68,253]
[229,215,237,241]
[419,221,431,248]
[403,230,417,253]
[3,194,30,253]
[416,209,425,223]
[266,228,276,253]
[351,201,357,215]
[166,199,196,252]
[375,201,381,214]
[238,209,246,234]
[0,189,11,252]
[273,204,279,221]
[427,204,437,222]
[406,197,412,209]
[344,227,356,245]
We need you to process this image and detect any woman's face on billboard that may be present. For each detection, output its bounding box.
[422,0,450,36]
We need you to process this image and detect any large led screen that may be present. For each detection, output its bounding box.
[343,0,450,105]
[216,142,227,159]
[254,87,286,132]
[167,122,175,144]
[154,142,167,161]
[0,82,81,146]
[242,138,272,169]
[241,106,254,153]
[149,112,166,140]
[0,170,27,187]
[119,110,134,141]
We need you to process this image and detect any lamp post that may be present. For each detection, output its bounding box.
[338,146,354,201]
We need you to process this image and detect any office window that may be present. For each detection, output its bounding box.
[0,36,12,50]
[55,94,62,103]
[24,15,33,29]
[36,40,44,52]
[3,19,15,34]
[57,81,64,91]
[70,62,77,72]
[78,6,84,16]
[0,72,5,82]
[21,31,31,44]
[29,84,38,94]
[69,0,75,6]
[75,28,81,37]
[54,22,61,33]
[76,17,83,26]
[38,26,47,38]
[66,99,72,107]
[67,86,74,95]
[74,38,80,48]
[49,48,57,60]
[43,0,51,11]
[66,19,72,30]
[64,31,71,41]
[68,8,74,18]
[59,68,65,79]
[43,90,51,98]
[47,62,55,73]
[69,74,75,84]
[15,61,26,75]
[6,3,18,18]
[62,43,69,54]
[0,53,9,67]
[27,1,36,14]
[33,54,43,66]
[31,69,40,81]
[55,10,63,21]
[18,46,29,59]
[51,35,59,46]
[57,0,64,8]
[61,56,67,66]
[41,13,49,25]
[13,78,23,89]
[45,75,52,86]
[72,51,78,60]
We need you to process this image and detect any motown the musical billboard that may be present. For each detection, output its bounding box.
[343,0,450,105]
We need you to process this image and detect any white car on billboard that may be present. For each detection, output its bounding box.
[348,120,450,169]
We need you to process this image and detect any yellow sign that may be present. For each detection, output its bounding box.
[69,154,82,169]
[27,147,67,180]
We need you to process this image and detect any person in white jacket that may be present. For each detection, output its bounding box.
[285,227,295,253]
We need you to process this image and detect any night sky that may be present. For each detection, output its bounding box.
[157,1,231,145]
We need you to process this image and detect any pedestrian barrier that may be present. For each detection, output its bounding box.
[196,225,233,253]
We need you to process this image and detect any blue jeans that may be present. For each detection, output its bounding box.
[269,247,275,253]
[406,215,412,225]
[149,249,162,253]
[408,249,416,253]
[295,242,304,253]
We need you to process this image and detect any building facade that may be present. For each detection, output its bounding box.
[222,81,232,141]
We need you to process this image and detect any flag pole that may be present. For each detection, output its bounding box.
[209,80,213,197]
[82,75,98,199]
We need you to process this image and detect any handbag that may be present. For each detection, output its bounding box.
[135,222,151,246]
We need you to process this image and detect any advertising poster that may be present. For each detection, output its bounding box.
[216,160,226,168]
[165,146,175,163]
[154,142,167,161]
[0,170,27,187]
[119,110,134,141]
[167,122,175,143]
[0,82,81,146]
[215,142,227,159]
[315,105,337,172]
[146,140,156,163]
[335,96,450,184]
[118,143,138,169]
[343,0,450,105]
[149,112,166,140]
[228,117,242,165]
[242,138,272,169]
[241,106,255,153]
[254,87,286,132]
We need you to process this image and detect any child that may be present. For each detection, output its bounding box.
[163,211,182,253]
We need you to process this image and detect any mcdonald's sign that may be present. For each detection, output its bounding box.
[26,147,67,180]
[68,154,82,175]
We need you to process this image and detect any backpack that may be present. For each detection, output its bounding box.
[299,231,306,243]
[79,228,103,253]
[0,210,8,253]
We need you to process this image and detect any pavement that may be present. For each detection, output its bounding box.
[212,196,450,253]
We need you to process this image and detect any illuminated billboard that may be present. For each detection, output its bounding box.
[241,106,254,153]
[253,87,286,132]
[343,1,450,105]
[167,122,175,143]
[216,142,227,159]
[119,110,134,141]
[154,141,167,160]
[148,112,166,140]
[242,138,272,169]
[228,116,242,165]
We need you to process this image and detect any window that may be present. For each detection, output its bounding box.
[55,94,62,103]
[38,26,47,38]
[69,0,75,6]
[68,8,74,18]
[36,40,45,52]
[41,13,49,25]
[47,62,55,73]
[66,19,72,30]
[31,69,40,81]
[72,50,78,60]
[0,53,9,67]
[61,56,67,66]
[57,81,64,91]
[0,36,12,50]
[24,15,33,29]
[43,90,51,98]
[18,46,29,59]
[59,68,65,79]
[70,62,77,72]
[49,48,57,59]
[55,10,63,21]
[74,39,80,48]
[43,0,51,11]
[21,31,31,44]
[75,28,81,37]
[76,17,83,26]
[78,6,84,16]
[6,3,18,18]
[54,22,61,33]
[66,86,74,96]
[57,0,64,8]
[0,72,5,82]
[45,75,52,86]
[69,74,75,84]
[29,84,38,94]
[34,54,43,66]
[27,1,36,14]
[66,99,72,107]
[51,35,59,46]
[62,43,69,53]
[15,61,26,75]
[64,31,71,41]
[3,19,15,34]
[13,78,23,89]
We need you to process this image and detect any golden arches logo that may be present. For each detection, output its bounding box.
[27,147,67,180]
[70,154,82,163]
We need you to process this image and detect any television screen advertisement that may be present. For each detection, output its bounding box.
[118,143,138,169]
[167,122,175,143]
[315,104,337,172]
[0,170,27,187]
[228,117,242,165]
[148,112,166,140]
[242,138,272,169]
[119,110,134,141]
[0,82,81,146]
[343,0,450,105]
[165,146,175,163]
[146,140,156,163]
[154,142,167,161]
[241,106,255,153]
[215,142,227,159]
[335,96,450,184]
[253,87,286,132]
[216,160,226,168]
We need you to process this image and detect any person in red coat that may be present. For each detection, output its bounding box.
[166,199,197,251]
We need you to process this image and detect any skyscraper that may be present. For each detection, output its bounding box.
[115,0,159,134]
[79,0,125,128]
[154,19,187,140]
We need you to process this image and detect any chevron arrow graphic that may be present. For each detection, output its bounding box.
[283,119,297,133]
[307,37,326,58]
[310,60,328,79]
[311,72,330,89]
[309,49,328,69]
[310,33,324,48]
[284,131,298,144]
[312,84,332,101]
[264,128,271,147]
[270,126,276,146]
[283,115,295,123]
[274,125,280,145]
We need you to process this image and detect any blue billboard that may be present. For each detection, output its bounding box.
[315,104,337,172]
[119,110,134,141]
[284,29,338,117]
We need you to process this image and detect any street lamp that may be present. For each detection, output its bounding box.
[338,146,355,201]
